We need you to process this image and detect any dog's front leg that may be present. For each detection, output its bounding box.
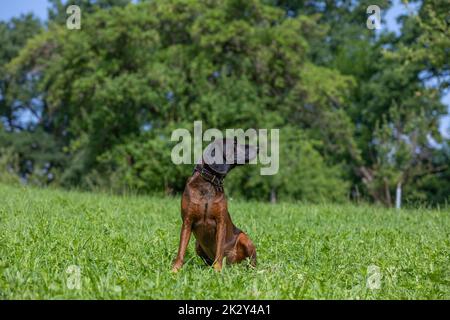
[172,219,192,273]
[213,219,225,272]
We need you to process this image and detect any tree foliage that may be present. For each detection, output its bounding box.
[0,0,448,205]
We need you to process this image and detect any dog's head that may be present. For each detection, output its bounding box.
[203,138,258,175]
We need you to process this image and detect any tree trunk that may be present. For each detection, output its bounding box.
[383,178,392,207]
[353,185,360,203]
[395,181,402,209]
[270,187,277,204]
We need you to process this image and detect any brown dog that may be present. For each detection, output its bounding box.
[172,138,258,272]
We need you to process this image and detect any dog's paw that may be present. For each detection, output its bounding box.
[171,263,183,273]
[213,262,222,272]
[171,267,181,273]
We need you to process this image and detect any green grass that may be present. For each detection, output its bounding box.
[0,183,449,299]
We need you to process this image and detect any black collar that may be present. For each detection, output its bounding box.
[193,164,224,192]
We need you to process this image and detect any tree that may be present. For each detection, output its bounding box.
[389,0,450,91]
[2,0,448,205]
[0,15,65,185]
[0,14,42,131]
[8,0,354,199]
[352,0,449,207]
[0,127,66,185]
[226,127,350,203]
[276,0,448,206]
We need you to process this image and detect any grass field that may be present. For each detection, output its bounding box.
[0,183,449,299]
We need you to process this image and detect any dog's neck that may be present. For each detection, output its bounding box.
[193,163,224,193]
[186,171,226,204]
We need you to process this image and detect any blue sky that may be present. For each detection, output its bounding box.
[0,0,448,136]
[0,0,49,21]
